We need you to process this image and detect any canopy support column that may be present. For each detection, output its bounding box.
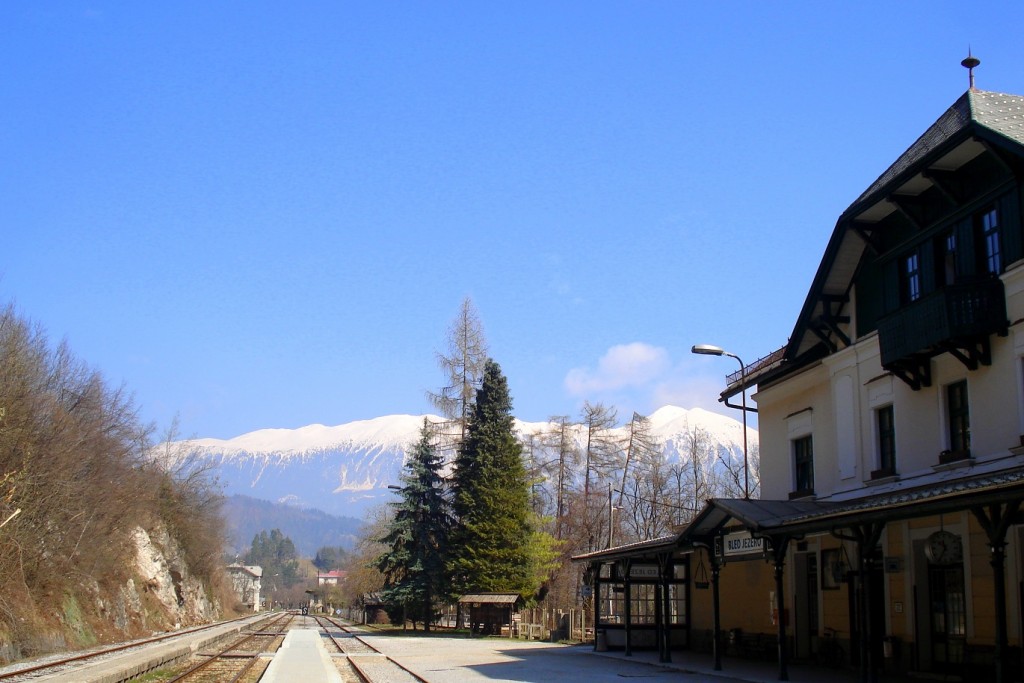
[711,550,723,671]
[658,552,672,663]
[622,559,633,657]
[768,535,791,681]
[972,500,1021,683]
[592,563,601,651]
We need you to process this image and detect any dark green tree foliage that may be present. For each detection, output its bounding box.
[375,419,451,630]
[449,360,536,598]
[313,545,348,571]
[245,528,300,589]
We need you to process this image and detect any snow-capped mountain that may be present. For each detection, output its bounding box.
[178,406,757,518]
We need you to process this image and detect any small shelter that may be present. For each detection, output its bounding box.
[361,592,388,624]
[458,593,523,635]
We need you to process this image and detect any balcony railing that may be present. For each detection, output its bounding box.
[878,278,1007,367]
[725,345,787,388]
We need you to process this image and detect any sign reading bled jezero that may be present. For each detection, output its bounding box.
[722,531,765,558]
[629,565,660,579]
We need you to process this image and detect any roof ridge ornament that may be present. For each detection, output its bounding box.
[962,48,980,91]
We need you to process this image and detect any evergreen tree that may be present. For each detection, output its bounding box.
[450,359,556,599]
[375,419,451,630]
[244,528,300,591]
[313,545,347,571]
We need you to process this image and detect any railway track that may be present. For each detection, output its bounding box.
[0,612,429,683]
[315,616,428,683]
[164,611,293,683]
[0,612,273,682]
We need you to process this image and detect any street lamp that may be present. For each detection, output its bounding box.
[692,344,750,499]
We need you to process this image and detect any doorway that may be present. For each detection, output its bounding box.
[848,545,885,670]
[928,563,966,667]
[913,539,966,672]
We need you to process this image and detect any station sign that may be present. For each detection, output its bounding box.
[629,564,659,580]
[720,531,765,559]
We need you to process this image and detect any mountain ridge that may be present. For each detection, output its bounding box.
[178,405,757,518]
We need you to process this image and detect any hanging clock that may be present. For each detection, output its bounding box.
[924,530,963,565]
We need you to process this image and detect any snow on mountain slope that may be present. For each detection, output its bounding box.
[178,406,756,518]
[190,414,443,457]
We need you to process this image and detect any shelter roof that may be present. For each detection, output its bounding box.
[689,458,1024,540]
[574,455,1024,564]
[458,593,521,605]
[570,533,679,563]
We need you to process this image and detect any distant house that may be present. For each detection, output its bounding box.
[226,564,262,612]
[317,570,347,586]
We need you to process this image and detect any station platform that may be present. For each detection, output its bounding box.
[591,645,933,683]
[261,628,343,683]
[20,616,263,683]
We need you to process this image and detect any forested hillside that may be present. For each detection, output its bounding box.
[223,494,362,556]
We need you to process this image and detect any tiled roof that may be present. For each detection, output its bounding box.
[852,89,1024,210]
[784,463,1024,526]
[695,460,1024,537]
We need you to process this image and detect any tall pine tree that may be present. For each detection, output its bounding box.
[450,359,555,599]
[375,419,451,630]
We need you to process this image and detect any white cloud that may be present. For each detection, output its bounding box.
[564,342,670,396]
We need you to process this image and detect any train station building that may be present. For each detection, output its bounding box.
[575,72,1024,683]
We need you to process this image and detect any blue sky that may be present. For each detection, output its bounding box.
[4,2,1024,439]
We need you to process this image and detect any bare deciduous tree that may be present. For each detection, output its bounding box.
[425,298,488,456]
[541,415,579,540]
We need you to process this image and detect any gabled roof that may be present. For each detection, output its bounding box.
[318,570,346,578]
[852,89,1024,212]
[781,89,1024,368]
[681,498,840,542]
[226,563,263,578]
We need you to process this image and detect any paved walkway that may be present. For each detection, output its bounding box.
[362,629,931,683]
[590,646,898,683]
[261,628,344,683]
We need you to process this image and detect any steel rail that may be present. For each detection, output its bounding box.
[0,613,265,681]
[165,611,292,683]
[314,615,429,683]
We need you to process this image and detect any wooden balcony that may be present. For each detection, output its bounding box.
[878,278,1007,389]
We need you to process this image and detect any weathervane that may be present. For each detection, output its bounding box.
[962,48,980,91]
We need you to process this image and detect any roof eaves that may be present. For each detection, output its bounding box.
[570,533,681,563]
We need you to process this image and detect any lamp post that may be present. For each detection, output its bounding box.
[692,344,750,499]
[608,483,622,548]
